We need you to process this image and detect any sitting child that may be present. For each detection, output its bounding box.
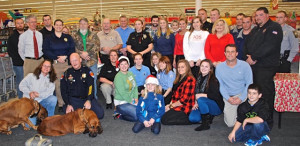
[132,75,165,134]
[228,84,271,146]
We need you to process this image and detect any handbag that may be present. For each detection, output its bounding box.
[25,134,52,146]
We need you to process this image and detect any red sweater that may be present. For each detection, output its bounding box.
[204,33,234,63]
[173,33,184,55]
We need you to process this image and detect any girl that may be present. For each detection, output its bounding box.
[157,56,175,104]
[173,18,187,68]
[171,20,179,35]
[132,75,165,134]
[149,52,162,76]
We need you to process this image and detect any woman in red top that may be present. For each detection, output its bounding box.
[161,59,196,125]
[173,18,188,68]
[204,19,234,67]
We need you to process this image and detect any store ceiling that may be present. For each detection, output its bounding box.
[0,0,299,22]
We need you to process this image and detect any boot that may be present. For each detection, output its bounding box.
[195,114,210,131]
[208,114,214,124]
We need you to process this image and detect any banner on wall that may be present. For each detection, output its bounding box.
[272,0,279,10]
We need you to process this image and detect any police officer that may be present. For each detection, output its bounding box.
[61,53,104,119]
[127,19,153,68]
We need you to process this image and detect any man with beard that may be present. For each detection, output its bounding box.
[7,18,25,98]
[146,15,159,39]
[40,15,54,40]
[244,7,283,129]
[72,17,100,99]
[198,8,213,33]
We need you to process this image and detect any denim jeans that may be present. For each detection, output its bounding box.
[89,63,98,99]
[116,103,137,122]
[132,121,161,134]
[13,66,24,98]
[235,122,270,142]
[28,95,57,126]
[189,97,222,123]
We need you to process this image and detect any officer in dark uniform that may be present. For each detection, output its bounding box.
[61,53,104,119]
[126,19,153,68]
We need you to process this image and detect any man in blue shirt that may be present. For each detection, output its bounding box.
[115,15,134,56]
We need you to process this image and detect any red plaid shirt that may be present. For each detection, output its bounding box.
[172,76,196,114]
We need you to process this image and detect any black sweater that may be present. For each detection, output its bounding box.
[7,29,24,66]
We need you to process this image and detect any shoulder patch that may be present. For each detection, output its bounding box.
[60,75,64,80]
[89,71,94,78]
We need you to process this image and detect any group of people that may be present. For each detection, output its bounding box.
[6,5,299,146]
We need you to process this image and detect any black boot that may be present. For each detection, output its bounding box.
[208,114,214,124]
[195,114,210,131]
[106,103,112,109]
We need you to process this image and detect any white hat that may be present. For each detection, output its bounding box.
[118,56,130,66]
[144,75,159,86]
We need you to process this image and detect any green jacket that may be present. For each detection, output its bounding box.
[114,71,138,103]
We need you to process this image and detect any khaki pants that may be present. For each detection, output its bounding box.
[223,98,247,127]
[53,62,70,107]
[23,58,44,77]
[100,83,114,104]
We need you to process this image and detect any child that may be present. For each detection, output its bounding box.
[228,84,271,146]
[132,75,165,134]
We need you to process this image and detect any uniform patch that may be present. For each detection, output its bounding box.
[60,75,64,80]
[272,31,278,34]
[88,85,92,95]
[89,71,94,78]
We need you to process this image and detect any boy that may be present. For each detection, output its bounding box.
[228,84,271,146]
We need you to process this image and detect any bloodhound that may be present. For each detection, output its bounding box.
[38,108,103,137]
[0,98,48,135]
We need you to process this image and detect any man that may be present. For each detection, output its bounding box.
[97,18,123,65]
[73,17,100,99]
[146,15,159,39]
[115,15,135,56]
[244,7,283,129]
[216,44,253,127]
[276,11,299,73]
[7,18,25,98]
[230,13,245,39]
[18,14,44,77]
[39,15,54,40]
[234,16,252,60]
[210,8,220,24]
[61,53,104,119]
[198,8,213,33]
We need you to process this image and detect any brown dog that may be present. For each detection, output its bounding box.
[38,108,103,137]
[0,98,48,135]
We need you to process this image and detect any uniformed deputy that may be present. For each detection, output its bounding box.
[61,53,104,119]
[126,19,153,68]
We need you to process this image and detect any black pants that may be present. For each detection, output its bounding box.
[191,65,200,78]
[252,66,277,128]
[161,109,191,125]
[100,54,109,65]
[175,55,185,65]
[162,89,173,105]
[278,60,291,73]
[164,54,174,68]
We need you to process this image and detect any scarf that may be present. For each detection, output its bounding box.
[195,74,209,94]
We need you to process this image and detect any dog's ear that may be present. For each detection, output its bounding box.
[97,121,103,134]
[83,125,89,134]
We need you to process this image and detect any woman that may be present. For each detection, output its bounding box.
[113,56,138,122]
[153,18,175,65]
[161,59,196,125]
[149,52,162,76]
[189,59,224,131]
[173,18,187,68]
[42,19,75,112]
[19,60,57,125]
[183,16,209,77]
[127,19,153,67]
[171,20,179,35]
[129,53,150,95]
[157,56,175,104]
[204,19,234,67]
[62,26,70,34]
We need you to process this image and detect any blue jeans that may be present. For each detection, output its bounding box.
[13,66,24,98]
[189,97,222,123]
[29,95,57,125]
[132,121,161,134]
[235,122,270,142]
[89,63,98,99]
[116,103,137,122]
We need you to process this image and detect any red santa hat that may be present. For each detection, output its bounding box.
[144,75,159,86]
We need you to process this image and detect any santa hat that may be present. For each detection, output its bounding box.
[118,56,130,66]
[144,75,159,86]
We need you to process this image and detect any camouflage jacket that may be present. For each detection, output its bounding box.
[73,30,100,67]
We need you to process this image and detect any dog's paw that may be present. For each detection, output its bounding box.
[32,126,38,130]
[24,127,30,131]
[6,131,12,135]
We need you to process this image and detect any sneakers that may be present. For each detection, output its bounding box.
[244,139,258,146]
[257,135,270,145]
[112,111,120,120]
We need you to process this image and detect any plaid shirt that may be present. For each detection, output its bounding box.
[172,76,196,114]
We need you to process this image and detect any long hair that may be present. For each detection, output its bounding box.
[33,60,57,83]
[156,17,171,38]
[198,59,218,91]
[189,16,203,39]
[142,84,162,99]
[150,52,162,67]
[211,19,230,35]
[158,56,172,74]
[174,59,194,84]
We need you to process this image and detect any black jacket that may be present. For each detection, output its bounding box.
[7,29,24,66]
[244,19,283,67]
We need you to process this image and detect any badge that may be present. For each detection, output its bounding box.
[166,35,170,39]
[82,73,86,78]
[143,34,147,39]
[68,74,74,82]
[64,38,68,42]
